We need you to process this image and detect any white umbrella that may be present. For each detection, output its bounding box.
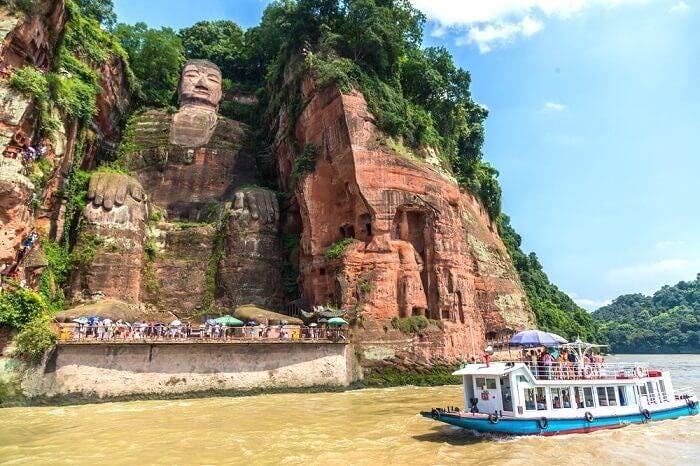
[309,323,318,327]
[102,318,113,325]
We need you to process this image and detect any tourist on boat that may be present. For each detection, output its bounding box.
[529,350,539,377]
[541,350,554,380]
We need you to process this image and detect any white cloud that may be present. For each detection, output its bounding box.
[670,1,690,13]
[459,16,544,53]
[575,297,613,311]
[606,258,700,294]
[410,0,653,52]
[543,101,566,111]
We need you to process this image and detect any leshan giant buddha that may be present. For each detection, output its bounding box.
[69,59,284,318]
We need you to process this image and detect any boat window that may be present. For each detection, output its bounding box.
[606,387,617,406]
[500,377,513,412]
[536,387,547,411]
[597,387,608,406]
[550,388,571,409]
[658,380,668,402]
[524,388,537,411]
[646,382,656,404]
[475,378,497,390]
[617,386,628,406]
[574,387,584,408]
[583,387,595,408]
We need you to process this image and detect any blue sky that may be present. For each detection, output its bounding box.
[114,0,700,310]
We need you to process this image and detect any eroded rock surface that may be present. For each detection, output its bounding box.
[275,81,536,362]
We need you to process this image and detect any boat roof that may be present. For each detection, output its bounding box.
[452,362,524,376]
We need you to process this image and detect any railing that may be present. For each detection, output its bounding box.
[57,324,348,343]
[514,361,652,381]
[674,387,696,400]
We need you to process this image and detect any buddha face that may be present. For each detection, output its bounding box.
[178,60,222,109]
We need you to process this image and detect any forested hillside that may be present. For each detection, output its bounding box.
[593,274,700,353]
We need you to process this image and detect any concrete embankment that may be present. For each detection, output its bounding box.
[16,341,361,403]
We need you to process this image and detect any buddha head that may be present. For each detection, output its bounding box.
[177,59,223,111]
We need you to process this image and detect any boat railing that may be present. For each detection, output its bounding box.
[673,387,696,400]
[512,361,653,381]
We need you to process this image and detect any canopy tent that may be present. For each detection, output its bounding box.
[509,330,568,347]
[327,317,348,326]
[214,315,244,326]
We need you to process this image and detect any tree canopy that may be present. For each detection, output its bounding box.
[593,274,700,353]
[113,22,185,107]
[74,0,117,30]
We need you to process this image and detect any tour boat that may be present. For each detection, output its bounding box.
[421,339,698,436]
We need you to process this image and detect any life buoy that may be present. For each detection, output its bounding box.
[431,408,441,420]
[538,417,548,429]
[687,399,697,409]
[584,411,594,423]
[641,409,651,420]
[488,413,499,424]
[634,366,645,378]
[583,366,593,378]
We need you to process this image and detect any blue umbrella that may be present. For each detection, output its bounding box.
[206,318,216,325]
[509,330,567,347]
[547,332,568,344]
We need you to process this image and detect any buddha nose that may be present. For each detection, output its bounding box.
[196,75,209,88]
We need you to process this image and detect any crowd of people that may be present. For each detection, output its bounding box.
[60,319,347,342]
[522,348,606,380]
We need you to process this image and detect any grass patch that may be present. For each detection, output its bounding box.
[391,316,429,334]
[362,364,459,387]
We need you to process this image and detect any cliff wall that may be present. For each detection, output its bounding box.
[22,341,360,400]
[275,77,535,363]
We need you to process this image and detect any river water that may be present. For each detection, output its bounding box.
[1,354,698,465]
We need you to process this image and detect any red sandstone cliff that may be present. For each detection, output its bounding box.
[274,75,535,363]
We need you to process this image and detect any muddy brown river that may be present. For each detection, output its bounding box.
[1,355,698,465]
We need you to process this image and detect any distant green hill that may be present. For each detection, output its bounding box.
[593,274,700,353]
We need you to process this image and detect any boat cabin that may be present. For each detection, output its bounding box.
[454,361,679,419]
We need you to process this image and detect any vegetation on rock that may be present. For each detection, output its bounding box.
[12,318,57,363]
[113,22,185,107]
[594,274,699,353]
[325,238,356,261]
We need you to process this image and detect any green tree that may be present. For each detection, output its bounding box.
[0,289,48,329]
[179,21,247,82]
[593,274,700,353]
[74,0,117,30]
[114,22,185,107]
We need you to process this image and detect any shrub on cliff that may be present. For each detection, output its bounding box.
[325,238,357,261]
[391,316,429,334]
[12,318,56,364]
[0,289,48,330]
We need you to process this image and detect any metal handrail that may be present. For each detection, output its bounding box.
[674,387,696,399]
[508,361,652,381]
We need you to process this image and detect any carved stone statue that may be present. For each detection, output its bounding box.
[170,59,222,147]
[70,59,284,314]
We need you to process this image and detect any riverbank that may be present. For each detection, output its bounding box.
[0,341,467,407]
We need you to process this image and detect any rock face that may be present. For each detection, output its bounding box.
[274,79,535,363]
[2,5,537,368]
[69,61,285,317]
